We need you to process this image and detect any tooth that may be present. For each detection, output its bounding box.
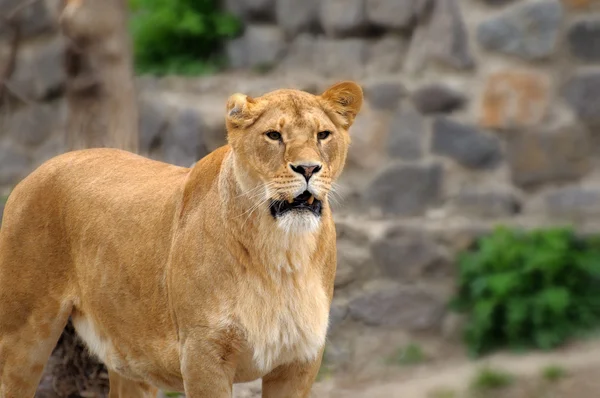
[307,195,315,205]
[287,197,294,204]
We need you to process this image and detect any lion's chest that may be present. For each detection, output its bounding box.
[236,270,329,373]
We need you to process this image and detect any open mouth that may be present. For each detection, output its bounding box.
[270,190,322,218]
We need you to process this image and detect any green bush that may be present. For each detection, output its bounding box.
[541,364,568,382]
[450,226,600,357]
[470,367,514,391]
[129,0,241,76]
[386,342,426,366]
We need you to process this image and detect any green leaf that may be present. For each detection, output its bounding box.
[505,298,529,339]
[537,287,570,315]
[487,272,520,298]
[470,276,489,298]
[534,329,563,350]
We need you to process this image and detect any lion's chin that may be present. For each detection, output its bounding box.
[275,211,321,235]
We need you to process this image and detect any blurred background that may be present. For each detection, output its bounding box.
[3,0,600,397]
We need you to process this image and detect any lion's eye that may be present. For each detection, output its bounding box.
[317,131,331,140]
[266,131,282,141]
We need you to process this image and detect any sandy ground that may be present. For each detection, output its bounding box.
[227,338,600,398]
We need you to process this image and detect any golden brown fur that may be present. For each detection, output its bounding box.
[0,82,363,397]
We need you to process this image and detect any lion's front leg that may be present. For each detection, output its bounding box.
[261,350,324,398]
[108,370,158,398]
[180,331,239,398]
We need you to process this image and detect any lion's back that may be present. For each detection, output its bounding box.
[2,148,188,233]
[0,149,189,274]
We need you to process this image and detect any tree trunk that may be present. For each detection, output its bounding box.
[61,0,138,151]
[37,0,138,396]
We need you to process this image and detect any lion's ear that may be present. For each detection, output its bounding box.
[226,93,257,128]
[320,81,363,128]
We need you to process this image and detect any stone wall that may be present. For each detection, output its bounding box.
[0,0,65,189]
[221,0,600,365]
[3,0,600,369]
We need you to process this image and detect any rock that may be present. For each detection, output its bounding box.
[476,0,563,60]
[329,298,349,332]
[139,96,169,154]
[364,79,406,111]
[568,19,600,62]
[224,0,245,17]
[348,280,445,330]
[335,219,371,243]
[245,25,286,68]
[387,105,425,160]
[9,36,65,101]
[365,162,443,216]
[432,117,502,169]
[436,224,492,253]
[479,69,551,129]
[543,187,600,218]
[451,188,521,218]
[276,0,318,36]
[336,240,369,288]
[136,75,159,92]
[32,133,66,167]
[0,144,30,187]
[406,0,474,71]
[366,35,408,75]
[225,0,274,20]
[507,123,590,188]
[414,0,435,19]
[335,254,355,288]
[563,71,600,127]
[411,84,466,114]
[8,101,63,147]
[319,0,367,37]
[242,0,275,20]
[196,100,228,153]
[442,313,467,342]
[226,37,248,69]
[323,339,352,365]
[562,0,592,8]
[479,0,517,4]
[346,107,387,169]
[371,227,448,281]
[366,0,415,29]
[278,33,317,71]
[163,109,207,167]
[0,0,56,37]
[315,38,368,78]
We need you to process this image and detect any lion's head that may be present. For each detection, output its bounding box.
[225,81,363,233]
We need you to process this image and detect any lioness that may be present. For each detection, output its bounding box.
[0,81,363,397]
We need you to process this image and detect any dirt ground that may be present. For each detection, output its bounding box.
[228,337,600,398]
[314,338,600,398]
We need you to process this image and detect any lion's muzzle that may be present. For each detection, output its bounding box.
[269,190,322,218]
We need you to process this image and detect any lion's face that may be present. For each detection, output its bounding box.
[226,82,363,233]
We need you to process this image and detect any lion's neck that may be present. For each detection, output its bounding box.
[218,151,321,275]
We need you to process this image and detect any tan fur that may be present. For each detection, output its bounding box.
[0,82,363,397]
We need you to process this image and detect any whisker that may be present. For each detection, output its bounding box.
[236,198,266,221]
[235,182,275,200]
[241,196,271,228]
[310,181,346,209]
[274,184,305,190]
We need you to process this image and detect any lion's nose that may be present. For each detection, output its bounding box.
[290,163,322,181]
